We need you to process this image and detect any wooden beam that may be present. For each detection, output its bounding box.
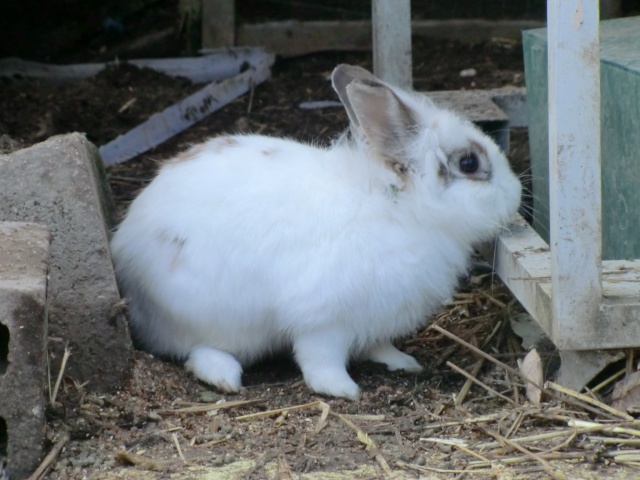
[233,19,544,57]
[487,215,640,350]
[0,48,272,84]
[99,52,274,165]
[547,1,602,349]
[372,0,412,89]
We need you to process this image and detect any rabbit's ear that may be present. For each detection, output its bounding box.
[332,64,380,129]
[345,79,419,180]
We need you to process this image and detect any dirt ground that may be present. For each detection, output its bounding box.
[1,3,640,480]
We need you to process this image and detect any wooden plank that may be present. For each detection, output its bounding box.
[484,215,553,337]
[426,90,510,151]
[0,48,272,84]
[429,87,527,127]
[488,215,640,350]
[546,1,603,350]
[237,20,371,56]
[235,19,544,57]
[99,53,273,166]
[202,0,235,48]
[372,0,412,89]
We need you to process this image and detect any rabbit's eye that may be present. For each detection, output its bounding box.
[459,154,479,174]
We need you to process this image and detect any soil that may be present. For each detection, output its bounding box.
[0,4,635,480]
[0,36,528,209]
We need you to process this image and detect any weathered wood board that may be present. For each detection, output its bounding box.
[489,215,640,350]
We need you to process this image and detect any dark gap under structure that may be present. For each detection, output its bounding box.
[0,323,8,375]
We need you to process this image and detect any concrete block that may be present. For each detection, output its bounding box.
[0,222,50,479]
[0,133,133,391]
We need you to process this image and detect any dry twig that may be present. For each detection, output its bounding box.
[589,436,640,446]
[546,381,634,421]
[118,97,137,113]
[478,427,567,480]
[569,419,640,438]
[456,359,485,405]
[421,411,514,431]
[447,360,518,405]
[172,433,187,463]
[337,414,394,478]
[49,345,71,406]
[396,460,494,475]
[430,440,494,464]
[475,428,585,450]
[455,320,504,405]
[27,432,70,480]
[468,451,590,467]
[116,450,166,472]
[591,367,627,393]
[236,400,330,434]
[541,431,577,454]
[161,398,261,414]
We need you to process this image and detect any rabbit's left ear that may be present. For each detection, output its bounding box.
[332,64,380,129]
[346,79,419,181]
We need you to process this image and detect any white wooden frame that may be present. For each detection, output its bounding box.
[547,0,602,349]
[370,0,636,389]
[479,1,640,389]
[491,2,637,354]
[489,0,635,388]
[371,0,412,89]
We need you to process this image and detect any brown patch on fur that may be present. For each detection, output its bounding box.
[156,231,187,271]
[166,136,240,165]
[211,136,240,153]
[166,143,207,165]
[470,140,487,156]
[261,148,278,156]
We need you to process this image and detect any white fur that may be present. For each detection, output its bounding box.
[110,65,521,400]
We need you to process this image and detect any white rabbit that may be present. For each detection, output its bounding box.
[110,64,521,400]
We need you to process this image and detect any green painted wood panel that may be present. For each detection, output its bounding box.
[523,16,640,260]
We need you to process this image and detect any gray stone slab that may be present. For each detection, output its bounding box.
[0,222,50,479]
[426,90,511,153]
[0,133,133,391]
[426,89,509,123]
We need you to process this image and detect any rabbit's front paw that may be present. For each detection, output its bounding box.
[364,342,424,373]
[185,347,243,392]
[304,368,360,400]
[294,328,359,400]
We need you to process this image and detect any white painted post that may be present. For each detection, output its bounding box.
[371,0,412,89]
[547,1,602,348]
